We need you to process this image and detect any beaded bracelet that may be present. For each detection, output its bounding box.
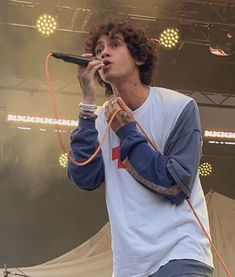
[79,102,97,112]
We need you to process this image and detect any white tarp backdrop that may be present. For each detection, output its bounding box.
[0,191,234,277]
[206,192,235,277]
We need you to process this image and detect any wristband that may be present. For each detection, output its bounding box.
[79,113,98,120]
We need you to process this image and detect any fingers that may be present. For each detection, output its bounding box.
[77,54,104,102]
[77,59,104,76]
[116,97,132,114]
[119,111,129,120]
[104,104,109,119]
[105,97,135,133]
[77,52,103,75]
[88,60,104,75]
[105,97,134,118]
[111,99,117,106]
[80,53,93,57]
[105,98,120,122]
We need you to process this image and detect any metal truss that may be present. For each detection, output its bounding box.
[0,0,234,46]
[0,0,92,34]
[0,74,235,109]
[178,88,235,109]
[0,0,234,109]
[0,73,104,98]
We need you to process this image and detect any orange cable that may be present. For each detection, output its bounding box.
[45,53,232,277]
[45,53,66,153]
[187,199,232,277]
[68,108,122,166]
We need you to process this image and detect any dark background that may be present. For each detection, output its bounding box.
[0,0,235,268]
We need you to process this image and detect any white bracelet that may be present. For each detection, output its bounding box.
[80,107,96,113]
[79,102,97,112]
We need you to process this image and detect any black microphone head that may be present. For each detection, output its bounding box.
[51,52,65,59]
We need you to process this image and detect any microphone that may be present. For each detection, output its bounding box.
[51,52,96,65]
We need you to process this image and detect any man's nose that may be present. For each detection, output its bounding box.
[101,47,111,59]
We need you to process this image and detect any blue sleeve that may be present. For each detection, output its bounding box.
[164,100,202,197]
[67,118,105,190]
[116,100,201,205]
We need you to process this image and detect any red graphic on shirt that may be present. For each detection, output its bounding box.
[112,145,124,168]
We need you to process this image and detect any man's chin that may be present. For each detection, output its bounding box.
[100,73,114,84]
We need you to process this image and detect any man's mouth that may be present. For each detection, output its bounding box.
[104,60,111,64]
[103,60,112,70]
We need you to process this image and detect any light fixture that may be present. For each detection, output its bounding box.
[59,153,68,168]
[7,114,78,127]
[36,14,57,37]
[159,28,180,50]
[204,130,235,139]
[208,140,235,145]
[199,162,213,177]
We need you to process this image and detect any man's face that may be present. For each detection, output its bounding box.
[95,33,139,84]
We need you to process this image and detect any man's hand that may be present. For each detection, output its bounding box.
[105,97,135,133]
[77,54,104,104]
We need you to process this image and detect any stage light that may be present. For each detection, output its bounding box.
[199,162,213,177]
[36,14,57,37]
[159,28,180,50]
[59,153,68,168]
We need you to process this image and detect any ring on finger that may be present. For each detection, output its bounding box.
[111,99,117,106]
[120,111,128,120]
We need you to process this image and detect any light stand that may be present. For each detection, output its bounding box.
[3,264,31,277]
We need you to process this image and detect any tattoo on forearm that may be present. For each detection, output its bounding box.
[79,77,91,97]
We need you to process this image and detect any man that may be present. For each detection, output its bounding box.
[68,21,213,277]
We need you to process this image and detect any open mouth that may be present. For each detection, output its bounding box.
[102,60,112,71]
[103,60,111,66]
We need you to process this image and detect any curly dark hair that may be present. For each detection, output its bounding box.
[85,21,157,96]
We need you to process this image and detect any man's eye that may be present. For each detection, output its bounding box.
[113,42,119,47]
[95,49,102,54]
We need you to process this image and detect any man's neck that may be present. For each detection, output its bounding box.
[112,81,150,111]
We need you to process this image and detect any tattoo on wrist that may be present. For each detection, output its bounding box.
[80,77,91,98]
